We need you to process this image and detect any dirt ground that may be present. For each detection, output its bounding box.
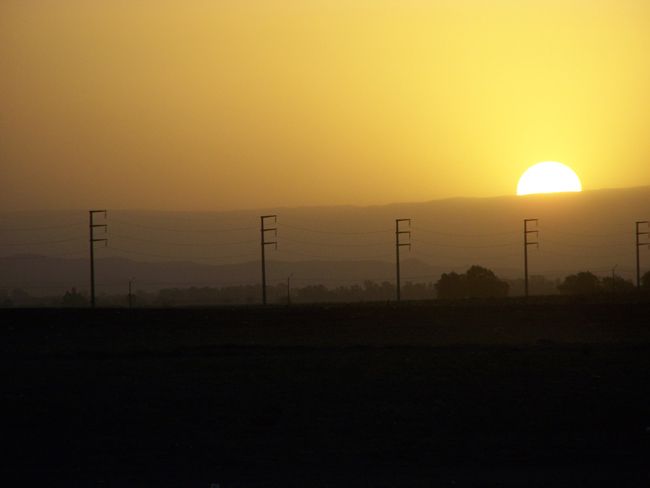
[2,301,650,486]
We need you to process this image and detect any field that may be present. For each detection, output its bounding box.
[3,301,650,486]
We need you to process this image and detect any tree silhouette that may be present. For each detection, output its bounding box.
[435,272,465,299]
[62,287,88,307]
[601,275,635,294]
[436,265,508,299]
[558,272,601,295]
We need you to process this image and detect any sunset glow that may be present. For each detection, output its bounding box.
[1,1,649,210]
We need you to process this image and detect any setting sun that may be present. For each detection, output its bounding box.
[517,162,582,196]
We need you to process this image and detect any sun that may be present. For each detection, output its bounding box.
[516,162,582,196]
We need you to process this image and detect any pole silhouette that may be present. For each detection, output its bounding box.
[395,218,412,302]
[260,215,277,305]
[635,221,649,288]
[287,273,293,306]
[89,210,108,308]
[523,219,539,298]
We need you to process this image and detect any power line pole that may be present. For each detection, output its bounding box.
[260,215,277,305]
[287,273,293,306]
[523,218,539,298]
[395,218,411,302]
[89,210,108,308]
[635,221,649,289]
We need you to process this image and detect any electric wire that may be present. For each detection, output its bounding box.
[281,236,388,248]
[275,247,394,261]
[0,237,83,246]
[107,246,258,262]
[111,218,256,233]
[0,223,85,231]
[411,225,519,237]
[541,238,629,248]
[278,222,392,235]
[110,233,258,247]
[411,238,517,249]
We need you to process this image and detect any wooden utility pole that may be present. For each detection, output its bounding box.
[395,219,412,302]
[260,215,277,305]
[523,219,539,298]
[287,273,293,306]
[89,210,108,308]
[635,221,649,288]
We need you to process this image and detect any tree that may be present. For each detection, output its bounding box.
[464,265,509,298]
[506,275,558,297]
[435,272,465,299]
[601,275,635,294]
[557,272,601,295]
[62,287,87,307]
[435,266,508,299]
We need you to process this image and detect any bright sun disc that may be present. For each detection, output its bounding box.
[516,162,582,196]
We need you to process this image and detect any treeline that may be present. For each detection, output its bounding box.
[2,266,650,307]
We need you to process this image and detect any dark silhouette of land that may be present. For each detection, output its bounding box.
[2,187,650,485]
[3,300,650,486]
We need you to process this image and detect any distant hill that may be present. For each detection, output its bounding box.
[1,186,648,294]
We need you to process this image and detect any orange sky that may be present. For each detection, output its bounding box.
[1,0,649,211]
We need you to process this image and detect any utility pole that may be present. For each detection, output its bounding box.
[260,215,277,305]
[635,221,649,289]
[611,265,617,294]
[287,273,293,306]
[523,218,539,298]
[395,218,412,302]
[89,210,108,308]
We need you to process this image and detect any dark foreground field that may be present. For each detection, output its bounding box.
[2,301,650,487]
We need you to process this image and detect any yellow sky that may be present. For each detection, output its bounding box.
[1,0,649,211]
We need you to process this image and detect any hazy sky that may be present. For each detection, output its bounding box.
[1,0,649,211]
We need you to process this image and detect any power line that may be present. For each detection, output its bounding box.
[0,223,85,231]
[108,246,258,262]
[411,225,518,237]
[278,222,391,235]
[411,238,516,249]
[542,249,631,259]
[281,237,388,248]
[0,237,82,246]
[110,213,256,223]
[412,249,521,260]
[109,233,257,247]
[276,248,394,261]
[134,279,263,287]
[110,218,256,233]
[542,238,629,248]
[542,229,627,238]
